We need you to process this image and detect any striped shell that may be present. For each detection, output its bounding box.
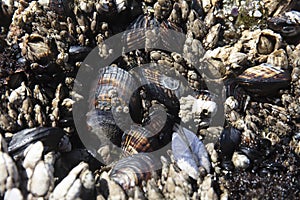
[121,105,174,156]
[93,66,136,109]
[87,65,184,152]
[122,14,160,50]
[121,125,154,156]
[134,66,188,117]
[122,14,184,52]
[109,153,161,190]
[237,63,291,96]
[87,65,142,146]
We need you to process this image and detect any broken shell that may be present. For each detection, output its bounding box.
[238,29,282,62]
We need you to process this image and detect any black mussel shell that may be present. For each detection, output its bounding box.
[220,127,241,163]
[222,160,235,171]
[8,127,65,159]
[267,11,300,38]
[239,146,264,163]
[68,45,92,63]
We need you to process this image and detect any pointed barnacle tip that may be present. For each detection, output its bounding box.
[176,158,199,180]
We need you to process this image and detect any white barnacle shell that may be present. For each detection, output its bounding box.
[23,141,44,172]
[4,188,23,200]
[179,95,196,124]
[179,95,217,128]
[192,98,217,117]
[28,160,53,197]
[0,152,19,196]
[232,152,250,169]
[115,0,127,13]
[172,124,211,179]
[49,162,88,200]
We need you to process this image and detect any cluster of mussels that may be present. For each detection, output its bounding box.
[0,0,300,199]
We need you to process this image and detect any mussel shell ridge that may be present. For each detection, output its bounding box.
[237,64,291,96]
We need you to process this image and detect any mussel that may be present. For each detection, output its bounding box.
[87,65,142,146]
[219,127,241,170]
[8,127,71,159]
[236,63,291,96]
[121,125,154,156]
[109,153,161,190]
[122,14,184,52]
[268,11,300,38]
